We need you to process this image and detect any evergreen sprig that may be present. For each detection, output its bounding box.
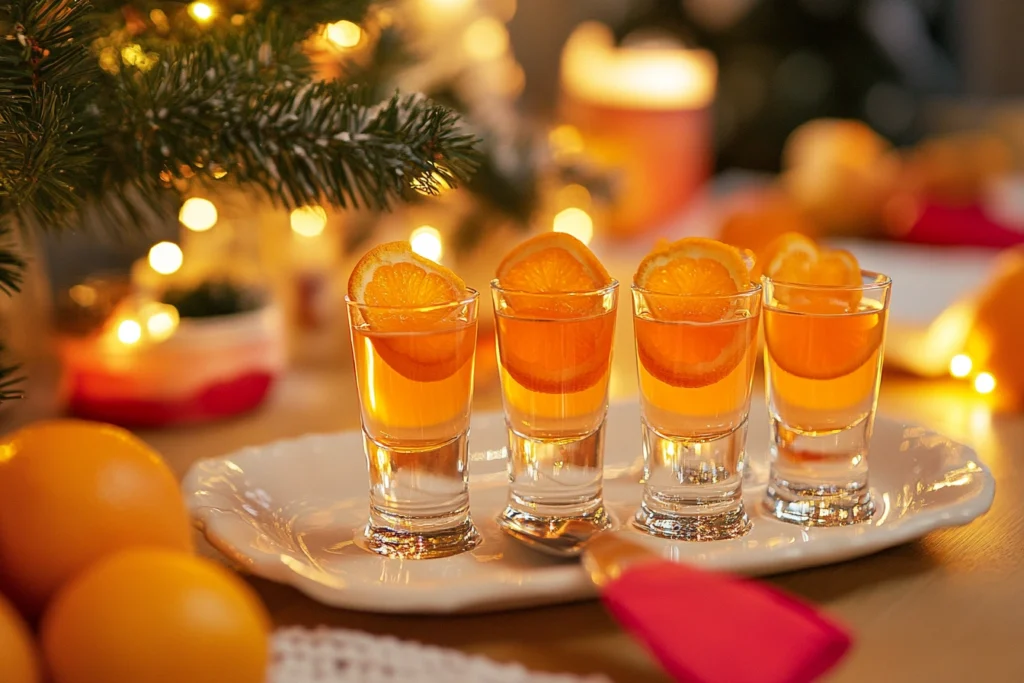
[0,0,480,404]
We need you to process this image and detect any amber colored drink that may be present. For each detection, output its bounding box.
[491,282,619,531]
[630,286,762,541]
[352,323,476,447]
[495,310,615,438]
[762,273,892,526]
[634,313,760,438]
[346,291,480,559]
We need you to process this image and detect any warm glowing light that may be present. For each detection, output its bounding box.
[422,0,471,10]
[142,303,180,342]
[148,242,183,275]
[116,319,143,345]
[188,2,214,23]
[463,17,509,61]
[549,124,584,157]
[556,183,592,209]
[410,225,443,263]
[69,284,97,307]
[325,20,362,49]
[561,22,716,110]
[950,354,973,378]
[178,197,218,231]
[290,205,328,237]
[974,372,996,395]
[412,171,451,196]
[553,207,594,245]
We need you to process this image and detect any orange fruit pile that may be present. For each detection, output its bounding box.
[758,233,884,380]
[0,420,193,617]
[633,238,755,388]
[0,420,269,683]
[348,241,475,382]
[0,593,39,683]
[494,233,616,393]
[43,549,268,683]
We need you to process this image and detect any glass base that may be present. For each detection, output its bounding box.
[631,420,750,541]
[361,518,481,559]
[501,424,608,522]
[765,416,875,526]
[632,502,750,541]
[765,478,875,526]
[497,500,613,545]
[361,430,479,559]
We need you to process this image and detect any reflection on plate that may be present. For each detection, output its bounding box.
[183,402,994,614]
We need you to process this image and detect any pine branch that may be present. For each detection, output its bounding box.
[2,0,479,233]
[0,222,23,295]
[0,0,104,223]
[99,21,477,212]
[0,350,23,402]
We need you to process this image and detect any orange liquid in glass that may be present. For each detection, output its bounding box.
[634,313,760,438]
[495,309,615,438]
[764,301,886,435]
[351,323,476,447]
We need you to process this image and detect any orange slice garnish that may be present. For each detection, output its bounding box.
[759,233,862,310]
[494,233,616,394]
[347,242,474,382]
[497,233,612,294]
[759,234,881,380]
[633,238,754,388]
[765,304,885,380]
[633,237,751,319]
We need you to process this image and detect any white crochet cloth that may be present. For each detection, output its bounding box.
[270,628,611,683]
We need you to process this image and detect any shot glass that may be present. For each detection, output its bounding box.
[491,280,619,538]
[762,271,892,526]
[631,284,762,540]
[346,290,481,558]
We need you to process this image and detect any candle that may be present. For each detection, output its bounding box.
[560,22,717,238]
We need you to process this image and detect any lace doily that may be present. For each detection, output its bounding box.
[270,628,612,683]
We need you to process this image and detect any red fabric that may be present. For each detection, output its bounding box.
[602,562,852,683]
[68,372,275,428]
[901,203,1024,248]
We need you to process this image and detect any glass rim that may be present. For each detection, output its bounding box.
[344,287,480,313]
[630,281,763,301]
[761,270,891,291]
[489,278,619,297]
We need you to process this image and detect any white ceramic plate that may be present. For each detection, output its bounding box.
[183,402,994,614]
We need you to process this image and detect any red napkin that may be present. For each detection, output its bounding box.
[602,562,852,683]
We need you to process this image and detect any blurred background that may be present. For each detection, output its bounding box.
[12,0,1024,427]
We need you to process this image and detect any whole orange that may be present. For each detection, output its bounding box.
[0,419,192,616]
[967,246,1024,407]
[42,548,269,683]
[0,592,40,683]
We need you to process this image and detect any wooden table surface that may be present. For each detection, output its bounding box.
[5,354,1022,682]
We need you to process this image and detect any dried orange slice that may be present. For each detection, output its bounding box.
[347,242,473,382]
[494,233,615,393]
[633,238,754,388]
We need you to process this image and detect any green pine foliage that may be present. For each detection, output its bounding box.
[0,0,481,403]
